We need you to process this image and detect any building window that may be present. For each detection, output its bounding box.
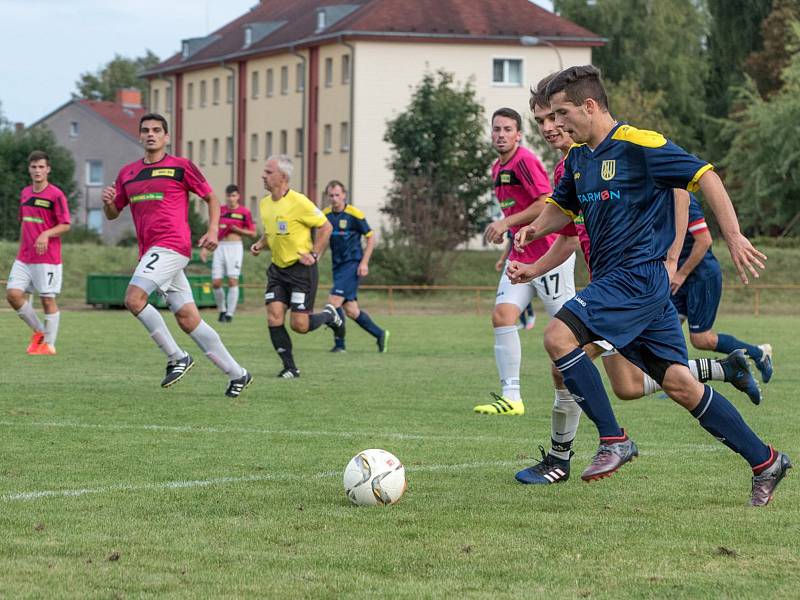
[212,138,219,165]
[69,121,79,138]
[251,133,259,161]
[296,62,305,92]
[212,78,220,104]
[342,54,351,84]
[226,75,234,103]
[280,66,288,95]
[187,82,194,109]
[323,124,332,153]
[226,137,234,164]
[165,86,173,112]
[325,57,333,87]
[199,140,207,166]
[279,130,287,154]
[295,128,304,157]
[492,58,523,86]
[266,68,274,97]
[86,160,103,186]
[87,209,103,233]
[340,121,350,152]
[187,141,194,161]
[265,131,273,158]
[251,71,259,99]
[152,89,160,113]
[199,80,207,107]
[244,26,253,48]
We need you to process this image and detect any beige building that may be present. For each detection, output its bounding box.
[144,0,602,228]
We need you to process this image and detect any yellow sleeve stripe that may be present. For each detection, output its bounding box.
[546,197,578,220]
[687,164,714,192]
[323,207,332,215]
[344,205,366,219]
[611,125,667,148]
[364,230,374,238]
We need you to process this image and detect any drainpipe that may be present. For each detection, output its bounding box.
[290,46,307,193]
[340,37,355,197]
[221,62,237,186]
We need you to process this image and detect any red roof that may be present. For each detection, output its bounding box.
[146,0,602,75]
[78,99,145,140]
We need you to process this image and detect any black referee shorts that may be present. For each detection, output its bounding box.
[265,261,318,313]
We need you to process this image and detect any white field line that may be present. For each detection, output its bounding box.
[1,460,521,503]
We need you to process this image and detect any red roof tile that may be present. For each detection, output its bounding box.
[78,100,146,140]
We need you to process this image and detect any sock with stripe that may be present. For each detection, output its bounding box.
[43,311,60,347]
[715,333,763,362]
[689,384,771,469]
[550,388,581,460]
[213,287,226,314]
[226,286,239,316]
[16,301,44,332]
[135,304,186,362]
[642,373,662,396]
[334,308,346,347]
[554,348,622,438]
[494,325,521,401]
[189,320,245,379]
[308,310,334,332]
[269,324,296,370]
[355,310,383,339]
[689,358,725,382]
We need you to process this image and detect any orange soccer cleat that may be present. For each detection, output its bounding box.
[26,331,45,354]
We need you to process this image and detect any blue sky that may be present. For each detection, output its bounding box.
[0,0,553,126]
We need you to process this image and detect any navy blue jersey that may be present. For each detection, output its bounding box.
[678,194,721,282]
[549,123,712,280]
[324,204,373,267]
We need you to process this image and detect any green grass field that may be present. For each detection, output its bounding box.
[0,310,798,598]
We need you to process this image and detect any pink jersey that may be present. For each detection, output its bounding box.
[219,205,254,240]
[553,157,592,271]
[17,184,71,265]
[492,146,556,264]
[114,155,213,258]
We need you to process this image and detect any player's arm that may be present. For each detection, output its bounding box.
[102,185,121,220]
[197,193,220,251]
[507,234,579,284]
[484,194,548,244]
[665,189,690,282]
[34,223,71,255]
[230,223,256,237]
[250,232,270,256]
[697,169,765,284]
[671,228,711,295]
[513,202,572,252]
[358,233,376,277]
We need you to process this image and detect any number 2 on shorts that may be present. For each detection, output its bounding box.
[145,253,159,271]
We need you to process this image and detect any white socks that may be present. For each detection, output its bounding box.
[213,287,226,313]
[136,304,185,362]
[189,320,245,379]
[16,301,44,332]
[494,325,521,401]
[551,388,582,460]
[43,312,60,346]
[226,286,239,316]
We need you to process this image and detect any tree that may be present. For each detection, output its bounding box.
[0,126,77,240]
[74,51,160,103]
[376,70,494,284]
[722,24,800,236]
[744,0,800,98]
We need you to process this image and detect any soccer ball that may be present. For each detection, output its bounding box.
[343,449,407,506]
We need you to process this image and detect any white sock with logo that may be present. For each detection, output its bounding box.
[43,312,60,347]
[551,388,582,461]
[226,286,239,316]
[494,325,522,401]
[136,304,185,362]
[17,301,44,332]
[189,320,245,379]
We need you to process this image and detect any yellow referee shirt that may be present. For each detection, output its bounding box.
[259,189,327,268]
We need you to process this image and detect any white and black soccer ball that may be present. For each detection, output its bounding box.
[343,449,407,506]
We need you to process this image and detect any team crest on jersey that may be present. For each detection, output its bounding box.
[339,219,348,229]
[277,220,288,234]
[574,172,581,180]
[600,160,616,181]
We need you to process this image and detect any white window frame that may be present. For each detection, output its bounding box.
[323,124,332,154]
[251,133,259,161]
[69,121,79,138]
[85,160,103,186]
[340,121,350,152]
[324,57,333,87]
[492,57,524,87]
[251,71,259,99]
[266,68,274,97]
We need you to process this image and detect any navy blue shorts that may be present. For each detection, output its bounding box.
[330,261,359,301]
[562,261,688,372]
[670,271,722,334]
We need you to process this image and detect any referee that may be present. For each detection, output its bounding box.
[250,155,343,378]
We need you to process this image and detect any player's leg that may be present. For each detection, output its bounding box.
[265,264,300,377]
[31,264,63,354]
[327,293,347,352]
[223,243,243,322]
[211,247,227,321]
[6,261,45,353]
[286,263,341,335]
[344,280,389,353]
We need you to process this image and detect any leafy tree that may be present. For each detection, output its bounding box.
[74,51,160,103]
[554,0,708,150]
[744,0,800,97]
[0,126,76,240]
[721,24,800,236]
[377,70,494,284]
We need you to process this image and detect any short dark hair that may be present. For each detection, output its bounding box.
[545,65,609,111]
[27,150,50,165]
[225,184,239,195]
[325,180,347,194]
[139,113,169,133]
[491,107,522,131]
[530,73,557,112]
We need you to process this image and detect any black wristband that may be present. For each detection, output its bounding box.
[310,251,319,263]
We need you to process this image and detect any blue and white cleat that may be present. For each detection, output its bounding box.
[755,344,773,384]
[515,446,571,484]
[720,349,762,405]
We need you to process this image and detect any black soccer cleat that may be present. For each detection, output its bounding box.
[750,450,792,507]
[277,367,300,379]
[515,445,572,484]
[218,312,227,323]
[330,345,346,353]
[323,303,345,338]
[224,313,233,323]
[225,370,253,398]
[161,354,195,388]
[377,330,390,353]
[720,349,763,405]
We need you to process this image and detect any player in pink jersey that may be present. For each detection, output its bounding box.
[101,113,252,398]
[200,184,256,323]
[6,150,71,355]
[474,108,577,417]
[509,77,763,485]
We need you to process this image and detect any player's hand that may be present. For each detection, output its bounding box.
[494,258,505,272]
[670,270,687,295]
[484,220,508,245]
[514,225,536,252]
[250,242,263,256]
[34,232,49,255]
[199,247,209,263]
[726,232,766,285]
[198,230,219,251]
[506,260,536,284]
[101,186,116,206]
[357,262,369,277]
[297,252,316,266]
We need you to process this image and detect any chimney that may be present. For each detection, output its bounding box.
[14,122,24,133]
[115,88,142,108]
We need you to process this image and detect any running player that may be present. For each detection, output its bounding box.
[473,107,576,416]
[6,151,70,355]
[515,66,789,505]
[250,155,343,378]
[672,195,773,383]
[322,180,388,353]
[101,113,252,398]
[201,184,256,323]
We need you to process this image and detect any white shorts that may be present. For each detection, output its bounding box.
[6,260,63,297]
[129,247,194,311]
[211,241,243,280]
[496,253,577,320]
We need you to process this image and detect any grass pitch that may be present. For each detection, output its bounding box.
[0,310,798,598]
